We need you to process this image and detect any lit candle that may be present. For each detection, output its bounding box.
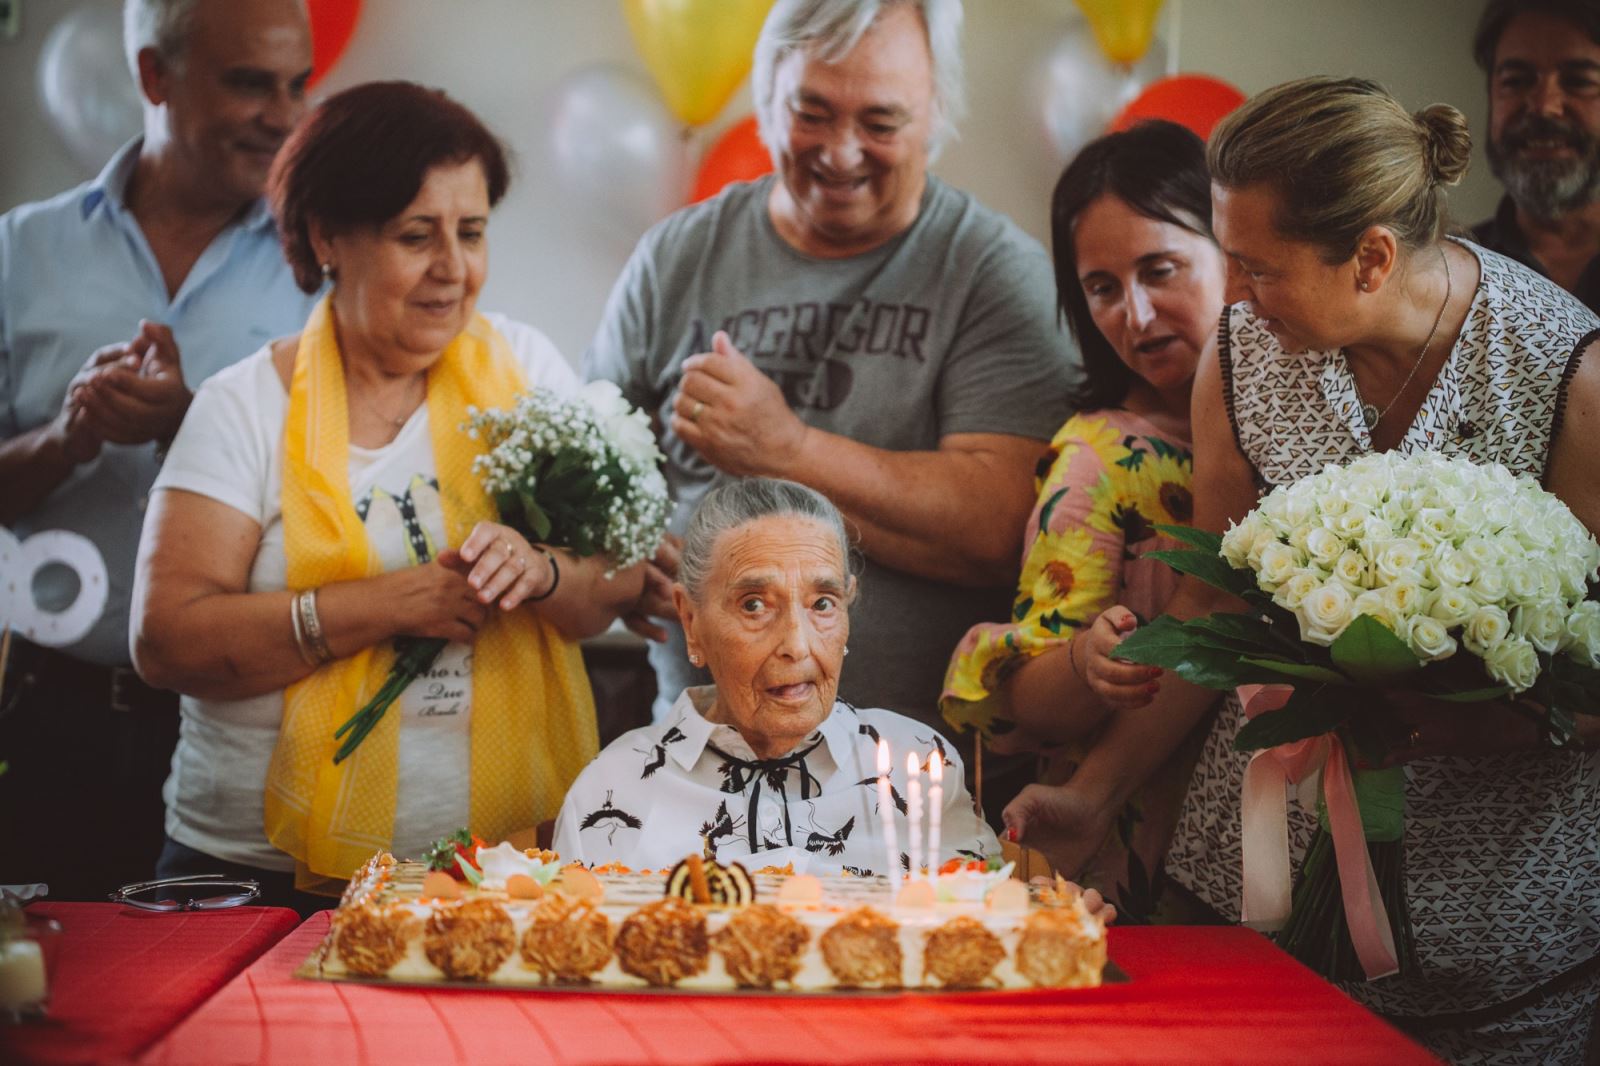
[875,739,900,888]
[906,751,923,882]
[927,750,943,884]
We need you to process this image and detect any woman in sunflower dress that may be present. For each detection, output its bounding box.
[941,122,1225,921]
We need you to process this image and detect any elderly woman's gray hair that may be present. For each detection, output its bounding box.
[751,0,966,164]
[678,478,855,601]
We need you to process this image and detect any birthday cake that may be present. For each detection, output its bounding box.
[306,835,1107,993]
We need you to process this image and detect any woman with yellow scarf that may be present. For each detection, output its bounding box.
[131,82,644,911]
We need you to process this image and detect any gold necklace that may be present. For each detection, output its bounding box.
[356,374,423,431]
[1358,248,1452,430]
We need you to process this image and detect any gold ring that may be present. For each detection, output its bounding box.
[690,400,705,422]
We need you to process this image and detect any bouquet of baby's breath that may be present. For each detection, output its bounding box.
[1115,450,1600,980]
[333,381,669,763]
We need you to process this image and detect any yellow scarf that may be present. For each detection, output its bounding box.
[264,296,597,893]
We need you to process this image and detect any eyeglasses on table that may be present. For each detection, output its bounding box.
[109,874,261,912]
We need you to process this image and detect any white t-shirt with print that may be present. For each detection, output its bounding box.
[151,314,577,870]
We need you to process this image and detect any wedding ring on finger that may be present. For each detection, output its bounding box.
[690,400,705,422]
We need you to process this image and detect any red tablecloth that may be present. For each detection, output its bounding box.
[3,902,300,1066]
[139,914,1437,1065]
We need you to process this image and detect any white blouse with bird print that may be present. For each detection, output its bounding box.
[552,687,999,875]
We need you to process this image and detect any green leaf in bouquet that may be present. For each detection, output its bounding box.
[1153,524,1224,555]
[1238,657,1348,684]
[1339,765,1406,843]
[1232,683,1351,752]
[1187,612,1297,658]
[1425,685,1515,703]
[1328,614,1421,684]
[1112,614,1230,666]
[1147,548,1264,605]
[517,489,554,542]
[1112,615,1278,689]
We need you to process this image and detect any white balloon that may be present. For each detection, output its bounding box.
[547,64,691,244]
[37,3,142,173]
[1036,20,1167,166]
[0,527,109,649]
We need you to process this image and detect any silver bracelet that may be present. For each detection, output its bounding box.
[289,591,318,666]
[297,589,334,665]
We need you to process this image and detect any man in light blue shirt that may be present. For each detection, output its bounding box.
[0,0,314,899]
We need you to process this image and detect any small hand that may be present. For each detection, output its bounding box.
[1083,606,1162,709]
[458,521,557,611]
[1002,783,1116,884]
[76,321,192,445]
[669,331,808,477]
[396,549,491,642]
[621,534,681,643]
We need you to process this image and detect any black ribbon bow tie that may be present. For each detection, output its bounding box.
[707,737,824,852]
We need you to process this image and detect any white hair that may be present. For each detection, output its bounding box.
[123,0,200,81]
[679,478,857,604]
[751,0,966,165]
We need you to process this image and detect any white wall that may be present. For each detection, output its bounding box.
[0,0,1496,363]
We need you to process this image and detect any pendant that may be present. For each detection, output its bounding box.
[1361,402,1379,428]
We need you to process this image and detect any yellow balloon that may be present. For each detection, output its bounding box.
[1074,0,1165,65]
[623,0,775,128]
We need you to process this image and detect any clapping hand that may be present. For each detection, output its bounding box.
[75,321,192,445]
[670,331,808,477]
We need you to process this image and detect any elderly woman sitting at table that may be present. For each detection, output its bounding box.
[554,478,998,876]
[131,81,643,910]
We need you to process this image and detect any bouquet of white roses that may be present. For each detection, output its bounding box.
[333,381,670,763]
[1116,450,1600,981]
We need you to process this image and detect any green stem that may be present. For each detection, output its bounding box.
[331,637,446,764]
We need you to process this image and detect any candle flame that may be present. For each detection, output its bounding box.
[877,737,890,775]
[906,751,920,776]
[929,750,943,783]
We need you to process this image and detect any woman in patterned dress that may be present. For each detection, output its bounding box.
[940,121,1225,922]
[1021,77,1600,1064]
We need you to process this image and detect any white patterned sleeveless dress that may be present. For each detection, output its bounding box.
[1163,241,1600,1065]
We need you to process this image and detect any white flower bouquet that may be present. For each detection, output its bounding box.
[333,381,670,763]
[466,381,671,570]
[1115,450,1600,980]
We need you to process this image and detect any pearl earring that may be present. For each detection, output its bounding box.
[689,653,702,666]
[843,646,850,656]
[320,262,336,284]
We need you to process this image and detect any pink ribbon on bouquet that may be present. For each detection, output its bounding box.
[1237,683,1399,981]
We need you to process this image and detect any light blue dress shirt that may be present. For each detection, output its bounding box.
[0,139,317,665]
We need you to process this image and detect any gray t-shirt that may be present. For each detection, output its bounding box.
[584,174,1079,726]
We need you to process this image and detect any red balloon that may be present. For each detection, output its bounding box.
[1109,74,1246,140]
[308,0,362,87]
[691,115,773,203]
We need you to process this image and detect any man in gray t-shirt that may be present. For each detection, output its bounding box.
[584,0,1079,730]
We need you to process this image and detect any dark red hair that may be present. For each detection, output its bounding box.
[268,80,511,293]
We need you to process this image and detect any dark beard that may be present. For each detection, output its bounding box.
[1488,113,1600,220]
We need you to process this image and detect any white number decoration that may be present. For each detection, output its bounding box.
[0,526,109,647]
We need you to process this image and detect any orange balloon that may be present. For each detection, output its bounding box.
[1109,74,1246,141]
[308,0,362,87]
[690,114,773,203]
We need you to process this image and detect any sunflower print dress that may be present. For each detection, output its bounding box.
[940,409,1200,922]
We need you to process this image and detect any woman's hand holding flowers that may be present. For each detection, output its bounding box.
[384,550,489,644]
[459,520,557,611]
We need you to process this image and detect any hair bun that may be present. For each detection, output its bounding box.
[1415,103,1472,187]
